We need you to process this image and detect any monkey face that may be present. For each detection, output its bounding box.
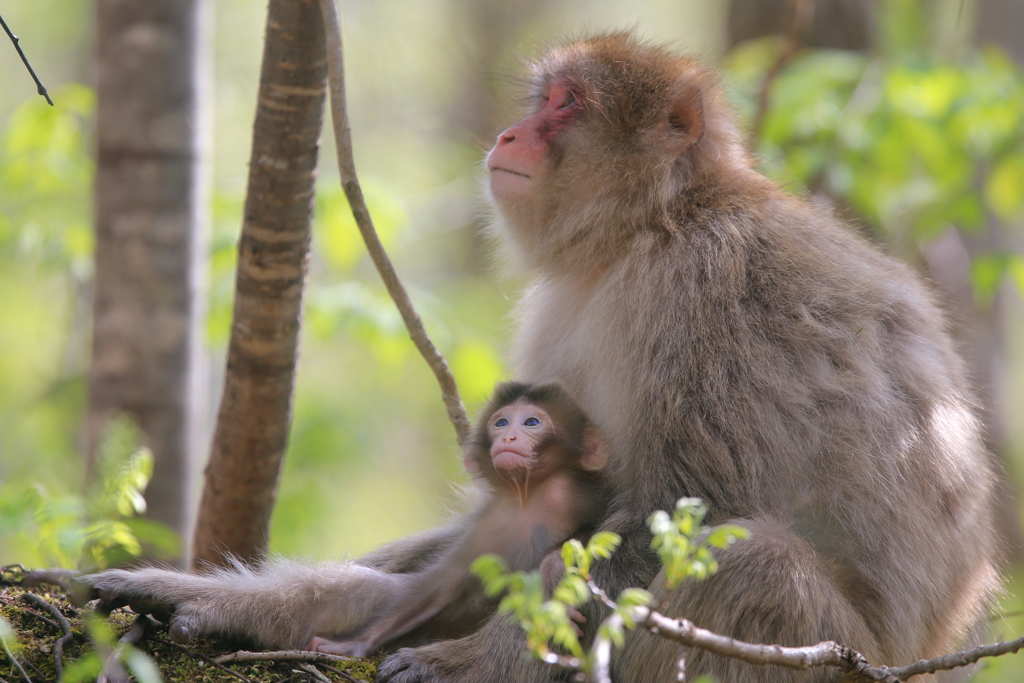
[486,82,582,202]
[487,399,555,474]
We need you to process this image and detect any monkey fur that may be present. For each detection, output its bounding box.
[85,33,999,683]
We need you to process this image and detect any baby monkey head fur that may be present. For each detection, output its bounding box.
[466,382,594,499]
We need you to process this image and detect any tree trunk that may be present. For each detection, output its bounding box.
[190,0,326,567]
[89,0,208,565]
[728,0,874,51]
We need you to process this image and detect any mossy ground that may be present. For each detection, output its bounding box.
[0,587,381,682]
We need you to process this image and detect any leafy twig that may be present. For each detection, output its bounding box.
[21,594,73,683]
[0,13,52,105]
[588,600,1024,683]
[317,0,471,447]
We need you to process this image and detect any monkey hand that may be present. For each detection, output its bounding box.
[308,636,376,659]
[80,568,217,644]
[566,605,587,637]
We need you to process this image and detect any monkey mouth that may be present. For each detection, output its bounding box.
[489,166,531,179]
[493,450,533,471]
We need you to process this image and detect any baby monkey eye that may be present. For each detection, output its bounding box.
[523,417,540,426]
[495,418,509,427]
[560,91,576,108]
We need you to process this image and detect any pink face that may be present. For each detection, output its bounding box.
[486,81,582,201]
[487,400,555,473]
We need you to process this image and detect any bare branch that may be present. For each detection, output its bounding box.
[97,613,152,683]
[751,0,815,144]
[887,633,1024,680]
[635,608,897,683]
[0,13,52,105]
[155,631,255,683]
[318,662,361,683]
[214,650,352,666]
[298,663,331,683]
[318,0,471,447]
[0,625,31,683]
[21,594,73,683]
[586,600,1024,683]
[21,569,77,592]
[0,598,58,631]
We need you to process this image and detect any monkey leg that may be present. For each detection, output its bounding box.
[377,609,559,683]
[614,519,883,683]
[81,524,466,649]
[84,559,403,649]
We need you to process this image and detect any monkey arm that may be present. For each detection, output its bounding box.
[84,559,402,649]
[356,523,464,573]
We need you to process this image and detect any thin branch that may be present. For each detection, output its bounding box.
[751,0,815,144]
[0,627,31,683]
[635,608,897,683]
[0,13,52,105]
[215,650,352,666]
[0,598,58,631]
[587,601,1024,683]
[589,609,622,683]
[318,662,360,683]
[155,631,254,683]
[97,613,151,683]
[317,0,471,447]
[21,594,73,683]
[887,633,1024,680]
[22,570,77,592]
[298,663,331,683]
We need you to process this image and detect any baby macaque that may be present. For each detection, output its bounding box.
[307,381,607,656]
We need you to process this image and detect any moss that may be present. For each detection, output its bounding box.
[1,587,381,682]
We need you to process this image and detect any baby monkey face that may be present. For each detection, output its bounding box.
[488,399,554,473]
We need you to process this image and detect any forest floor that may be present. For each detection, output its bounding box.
[0,585,381,683]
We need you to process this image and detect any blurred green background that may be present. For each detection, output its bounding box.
[2,0,1024,677]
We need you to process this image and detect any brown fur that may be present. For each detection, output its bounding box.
[85,33,999,683]
[306,382,606,657]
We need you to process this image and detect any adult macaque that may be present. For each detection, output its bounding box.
[307,381,605,656]
[85,33,998,683]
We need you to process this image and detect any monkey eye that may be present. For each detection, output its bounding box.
[546,86,575,110]
[523,417,541,427]
[495,418,509,427]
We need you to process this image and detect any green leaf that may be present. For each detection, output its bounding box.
[1007,255,1024,300]
[125,646,163,683]
[586,532,621,559]
[315,180,408,272]
[0,616,19,654]
[62,653,103,683]
[616,588,653,609]
[985,153,1024,222]
[970,253,1007,309]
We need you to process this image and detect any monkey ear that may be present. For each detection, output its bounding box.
[580,429,608,471]
[665,84,705,153]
